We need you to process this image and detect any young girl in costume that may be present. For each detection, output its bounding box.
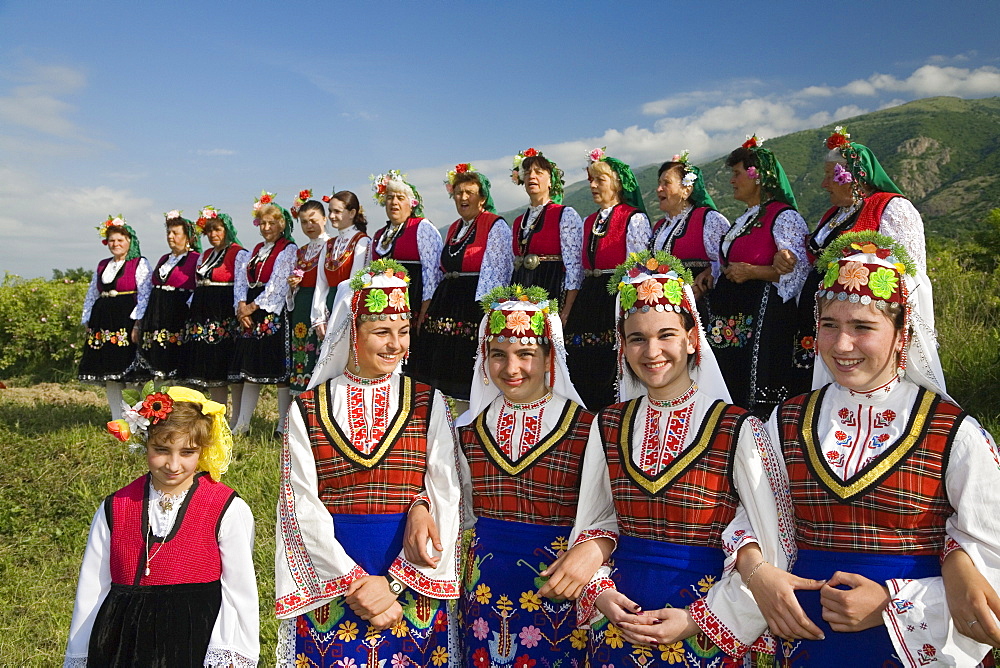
[275,259,461,668]
[64,385,259,667]
[286,191,329,393]
[554,250,795,665]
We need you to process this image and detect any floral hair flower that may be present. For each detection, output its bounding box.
[742,134,763,149]
[587,146,607,163]
[825,126,851,150]
[165,210,183,220]
[252,190,277,223]
[290,188,313,219]
[833,163,853,185]
[139,392,174,423]
[745,166,759,181]
[445,163,476,195]
[510,148,544,185]
[96,214,126,241]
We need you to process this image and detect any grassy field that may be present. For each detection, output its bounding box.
[0,384,282,665]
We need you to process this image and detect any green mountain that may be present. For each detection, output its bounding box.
[500,96,1000,237]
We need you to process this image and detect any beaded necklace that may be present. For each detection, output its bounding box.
[344,369,392,386]
[446,218,478,258]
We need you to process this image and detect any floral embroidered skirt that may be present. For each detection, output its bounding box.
[701,277,807,419]
[589,535,727,667]
[422,275,479,401]
[289,286,321,393]
[186,285,239,387]
[461,517,586,668]
[78,293,140,383]
[280,512,452,668]
[137,286,191,379]
[772,549,940,667]
[564,274,617,410]
[229,285,290,384]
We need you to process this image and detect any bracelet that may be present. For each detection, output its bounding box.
[743,560,768,587]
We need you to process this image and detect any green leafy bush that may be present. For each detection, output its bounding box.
[0,273,89,381]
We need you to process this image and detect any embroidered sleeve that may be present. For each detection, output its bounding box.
[233,250,250,312]
[417,220,444,302]
[569,422,620,546]
[771,209,810,302]
[560,207,585,290]
[275,399,368,618]
[207,497,259,667]
[475,219,514,301]
[703,210,730,267]
[879,417,999,665]
[130,258,152,321]
[626,212,652,255]
[64,506,112,666]
[255,244,297,314]
[576,569,615,628]
[81,270,100,325]
[879,197,926,274]
[697,415,796,657]
[388,390,461,599]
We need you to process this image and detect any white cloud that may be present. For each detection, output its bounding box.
[0,62,88,139]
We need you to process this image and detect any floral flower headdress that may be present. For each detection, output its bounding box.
[816,231,915,376]
[347,260,412,371]
[478,284,558,388]
[610,250,700,375]
[195,206,241,246]
[290,189,313,219]
[586,147,646,213]
[738,133,797,208]
[371,170,424,216]
[251,190,295,242]
[164,210,201,252]
[96,214,142,260]
[445,163,474,194]
[511,147,565,204]
[823,126,905,198]
[668,150,717,209]
[106,383,233,481]
[672,150,698,187]
[321,188,336,203]
[445,163,497,214]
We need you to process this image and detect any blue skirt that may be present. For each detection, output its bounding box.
[294,512,451,668]
[589,535,728,666]
[775,548,941,667]
[461,517,586,667]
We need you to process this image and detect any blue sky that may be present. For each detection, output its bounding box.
[2,1,999,278]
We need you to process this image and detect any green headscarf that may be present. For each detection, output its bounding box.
[685,164,717,210]
[478,173,497,214]
[197,207,242,247]
[166,214,202,253]
[602,156,646,213]
[752,147,797,208]
[123,224,142,261]
[98,215,142,260]
[841,142,905,196]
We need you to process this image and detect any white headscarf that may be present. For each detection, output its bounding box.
[458,290,584,427]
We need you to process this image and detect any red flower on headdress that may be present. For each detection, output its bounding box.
[523,148,538,157]
[106,419,132,442]
[322,195,331,203]
[875,248,891,259]
[455,163,470,173]
[260,193,272,205]
[826,132,849,150]
[138,392,174,423]
[742,135,760,149]
[298,189,311,201]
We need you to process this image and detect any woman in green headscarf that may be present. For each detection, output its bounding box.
[789,126,931,379]
[421,164,512,402]
[562,147,652,410]
[701,135,810,418]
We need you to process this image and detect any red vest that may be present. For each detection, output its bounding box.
[152,251,199,290]
[513,205,564,257]
[777,387,962,554]
[598,400,747,545]
[97,257,142,293]
[299,377,434,514]
[459,401,594,526]
[652,207,712,266]
[722,201,793,266]
[372,217,423,262]
[107,473,236,586]
[247,237,292,285]
[294,244,322,288]
[582,204,638,270]
[323,233,367,288]
[807,192,903,263]
[199,244,244,283]
[441,212,500,273]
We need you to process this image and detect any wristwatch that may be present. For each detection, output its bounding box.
[385,573,406,596]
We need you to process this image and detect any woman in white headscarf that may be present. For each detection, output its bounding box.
[553,250,796,666]
[274,259,461,668]
[753,231,999,667]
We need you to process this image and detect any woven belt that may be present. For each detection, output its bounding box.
[99,290,136,297]
[584,268,615,277]
[442,271,480,279]
[247,281,266,288]
[197,280,235,287]
[154,285,193,292]
[514,254,562,270]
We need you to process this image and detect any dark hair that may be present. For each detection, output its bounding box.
[725,147,760,170]
[618,309,699,383]
[297,200,326,220]
[522,155,555,176]
[105,224,132,240]
[658,161,686,180]
[819,297,906,331]
[487,338,552,358]
[329,190,367,233]
[147,401,212,449]
[451,171,486,198]
[202,218,226,235]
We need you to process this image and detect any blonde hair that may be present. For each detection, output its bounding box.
[257,203,286,226]
[588,160,621,189]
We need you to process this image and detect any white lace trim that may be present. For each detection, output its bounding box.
[205,646,257,668]
[275,618,297,668]
[62,657,87,668]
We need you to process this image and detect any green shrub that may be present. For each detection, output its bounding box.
[0,273,88,382]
